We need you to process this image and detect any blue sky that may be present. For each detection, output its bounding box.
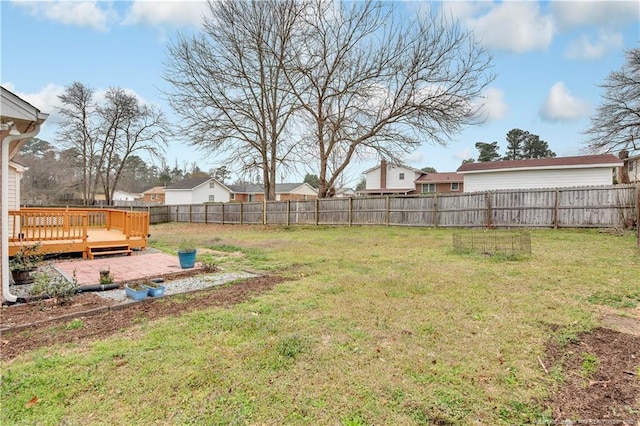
[1,1,639,186]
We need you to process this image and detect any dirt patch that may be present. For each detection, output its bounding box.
[545,326,640,423]
[1,275,285,361]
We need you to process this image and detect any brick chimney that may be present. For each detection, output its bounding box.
[380,158,387,189]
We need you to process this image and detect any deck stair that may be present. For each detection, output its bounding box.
[87,245,133,260]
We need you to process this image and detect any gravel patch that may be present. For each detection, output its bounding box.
[97,271,259,303]
[9,266,259,303]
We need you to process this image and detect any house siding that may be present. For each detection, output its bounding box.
[365,165,419,191]
[629,157,640,183]
[166,181,231,205]
[9,165,19,209]
[463,167,615,193]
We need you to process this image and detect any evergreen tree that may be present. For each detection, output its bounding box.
[475,141,501,162]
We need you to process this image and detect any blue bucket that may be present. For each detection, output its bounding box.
[178,250,197,269]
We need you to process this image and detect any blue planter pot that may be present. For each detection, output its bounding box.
[125,285,148,301]
[144,284,166,297]
[177,250,197,269]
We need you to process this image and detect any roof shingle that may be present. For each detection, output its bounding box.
[456,154,622,173]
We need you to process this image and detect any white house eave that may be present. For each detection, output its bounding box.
[459,163,623,174]
[1,90,48,124]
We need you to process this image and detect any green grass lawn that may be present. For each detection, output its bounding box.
[2,224,639,424]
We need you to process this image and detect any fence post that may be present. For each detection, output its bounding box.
[386,196,390,226]
[204,203,208,224]
[189,204,193,223]
[554,189,560,229]
[348,197,353,227]
[315,199,319,226]
[485,192,492,229]
[287,201,290,226]
[261,199,265,225]
[433,193,438,227]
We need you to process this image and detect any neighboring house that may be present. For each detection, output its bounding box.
[113,190,141,202]
[164,177,232,205]
[7,161,27,210]
[457,154,623,193]
[334,187,355,198]
[361,159,462,195]
[142,186,166,204]
[1,86,49,303]
[226,182,318,202]
[617,153,640,184]
[361,159,423,195]
[414,172,463,194]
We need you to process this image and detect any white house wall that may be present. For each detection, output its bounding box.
[8,166,19,209]
[365,168,382,190]
[629,158,640,183]
[165,190,193,205]
[165,182,231,205]
[463,167,614,193]
[365,165,418,190]
[290,185,318,196]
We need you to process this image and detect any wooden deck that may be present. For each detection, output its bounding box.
[8,208,149,259]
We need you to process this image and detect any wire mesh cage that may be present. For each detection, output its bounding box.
[452,230,531,257]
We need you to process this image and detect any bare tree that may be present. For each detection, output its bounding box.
[57,82,99,204]
[287,1,493,197]
[57,83,169,204]
[585,48,640,154]
[163,0,304,200]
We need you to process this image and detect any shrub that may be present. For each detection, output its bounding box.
[30,270,79,306]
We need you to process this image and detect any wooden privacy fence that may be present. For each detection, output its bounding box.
[129,184,638,229]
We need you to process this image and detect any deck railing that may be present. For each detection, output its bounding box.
[9,209,88,243]
[9,208,149,242]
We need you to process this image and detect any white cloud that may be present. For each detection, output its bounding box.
[453,147,472,161]
[475,87,508,122]
[564,31,623,60]
[11,0,113,31]
[539,82,591,121]
[461,2,555,53]
[552,0,640,30]
[123,0,208,27]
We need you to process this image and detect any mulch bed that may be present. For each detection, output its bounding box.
[2,277,639,422]
[545,327,640,423]
[1,275,285,361]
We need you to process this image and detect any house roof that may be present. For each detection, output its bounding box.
[457,154,622,173]
[143,186,166,195]
[414,172,462,183]
[165,177,213,190]
[227,182,313,194]
[362,162,423,174]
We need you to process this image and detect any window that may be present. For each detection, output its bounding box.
[150,194,159,200]
[422,183,436,193]
[248,194,255,202]
[399,173,405,180]
[209,182,215,188]
[208,195,215,202]
[230,193,236,200]
[451,182,460,191]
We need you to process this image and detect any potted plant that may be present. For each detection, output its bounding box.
[9,242,43,285]
[177,240,197,269]
[143,278,166,297]
[124,281,148,301]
